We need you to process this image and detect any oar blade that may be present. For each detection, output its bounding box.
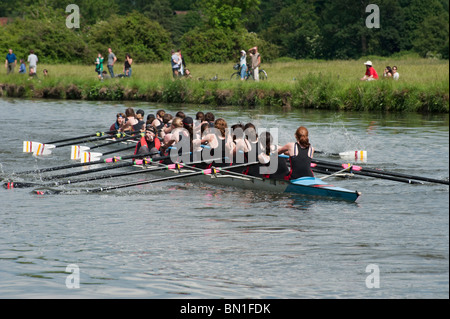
[80,151,103,163]
[70,145,90,160]
[339,150,367,162]
[24,142,56,156]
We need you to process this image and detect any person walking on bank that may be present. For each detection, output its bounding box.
[249,46,261,81]
[5,49,17,74]
[107,47,117,78]
[27,50,38,74]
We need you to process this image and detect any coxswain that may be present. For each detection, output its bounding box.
[278,126,315,179]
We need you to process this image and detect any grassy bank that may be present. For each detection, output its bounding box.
[0,57,448,112]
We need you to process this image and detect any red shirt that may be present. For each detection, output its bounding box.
[365,66,379,79]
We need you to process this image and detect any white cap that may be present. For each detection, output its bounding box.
[364,61,372,66]
[240,50,246,55]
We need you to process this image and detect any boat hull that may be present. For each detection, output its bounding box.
[135,165,361,202]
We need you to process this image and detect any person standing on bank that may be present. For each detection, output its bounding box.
[107,47,117,78]
[171,50,181,78]
[5,49,17,74]
[124,54,133,77]
[239,50,247,81]
[95,53,104,80]
[27,50,38,74]
[248,46,261,81]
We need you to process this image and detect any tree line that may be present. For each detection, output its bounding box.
[0,0,448,65]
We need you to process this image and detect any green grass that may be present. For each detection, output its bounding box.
[0,57,448,112]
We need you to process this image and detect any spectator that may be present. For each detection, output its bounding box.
[19,59,26,74]
[107,47,117,78]
[5,49,17,74]
[392,66,400,80]
[27,50,38,74]
[95,53,104,80]
[360,61,379,81]
[171,49,181,78]
[383,66,393,78]
[248,46,261,81]
[124,53,132,77]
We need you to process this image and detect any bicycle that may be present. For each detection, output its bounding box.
[230,64,268,81]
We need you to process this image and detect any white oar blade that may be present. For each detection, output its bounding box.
[23,141,41,153]
[27,143,56,156]
[339,150,367,162]
[80,151,103,163]
[71,145,90,160]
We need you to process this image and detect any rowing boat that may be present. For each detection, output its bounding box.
[134,163,361,202]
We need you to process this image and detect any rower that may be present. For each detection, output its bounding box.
[201,118,234,168]
[278,126,315,179]
[109,112,126,133]
[134,125,161,157]
[151,109,166,133]
[242,123,260,176]
[120,107,139,132]
[258,131,289,179]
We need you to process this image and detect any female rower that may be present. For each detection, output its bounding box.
[152,109,166,132]
[201,118,234,167]
[120,107,139,132]
[242,123,260,176]
[258,131,289,179]
[231,123,249,164]
[278,126,315,179]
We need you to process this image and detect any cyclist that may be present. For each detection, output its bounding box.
[239,50,247,81]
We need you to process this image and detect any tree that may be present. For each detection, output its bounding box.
[196,0,260,30]
[413,12,449,58]
[262,0,321,59]
[86,12,173,64]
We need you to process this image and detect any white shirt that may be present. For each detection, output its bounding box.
[393,72,399,80]
[28,54,38,67]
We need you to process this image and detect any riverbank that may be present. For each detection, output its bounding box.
[0,58,448,112]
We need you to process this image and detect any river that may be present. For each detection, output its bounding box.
[0,98,448,299]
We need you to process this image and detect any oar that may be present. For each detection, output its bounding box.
[32,161,259,195]
[5,163,186,189]
[14,151,153,175]
[321,165,353,180]
[312,159,448,185]
[315,150,367,161]
[23,130,118,154]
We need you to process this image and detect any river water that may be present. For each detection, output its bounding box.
[0,98,448,299]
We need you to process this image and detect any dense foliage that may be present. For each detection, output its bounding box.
[0,0,448,64]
